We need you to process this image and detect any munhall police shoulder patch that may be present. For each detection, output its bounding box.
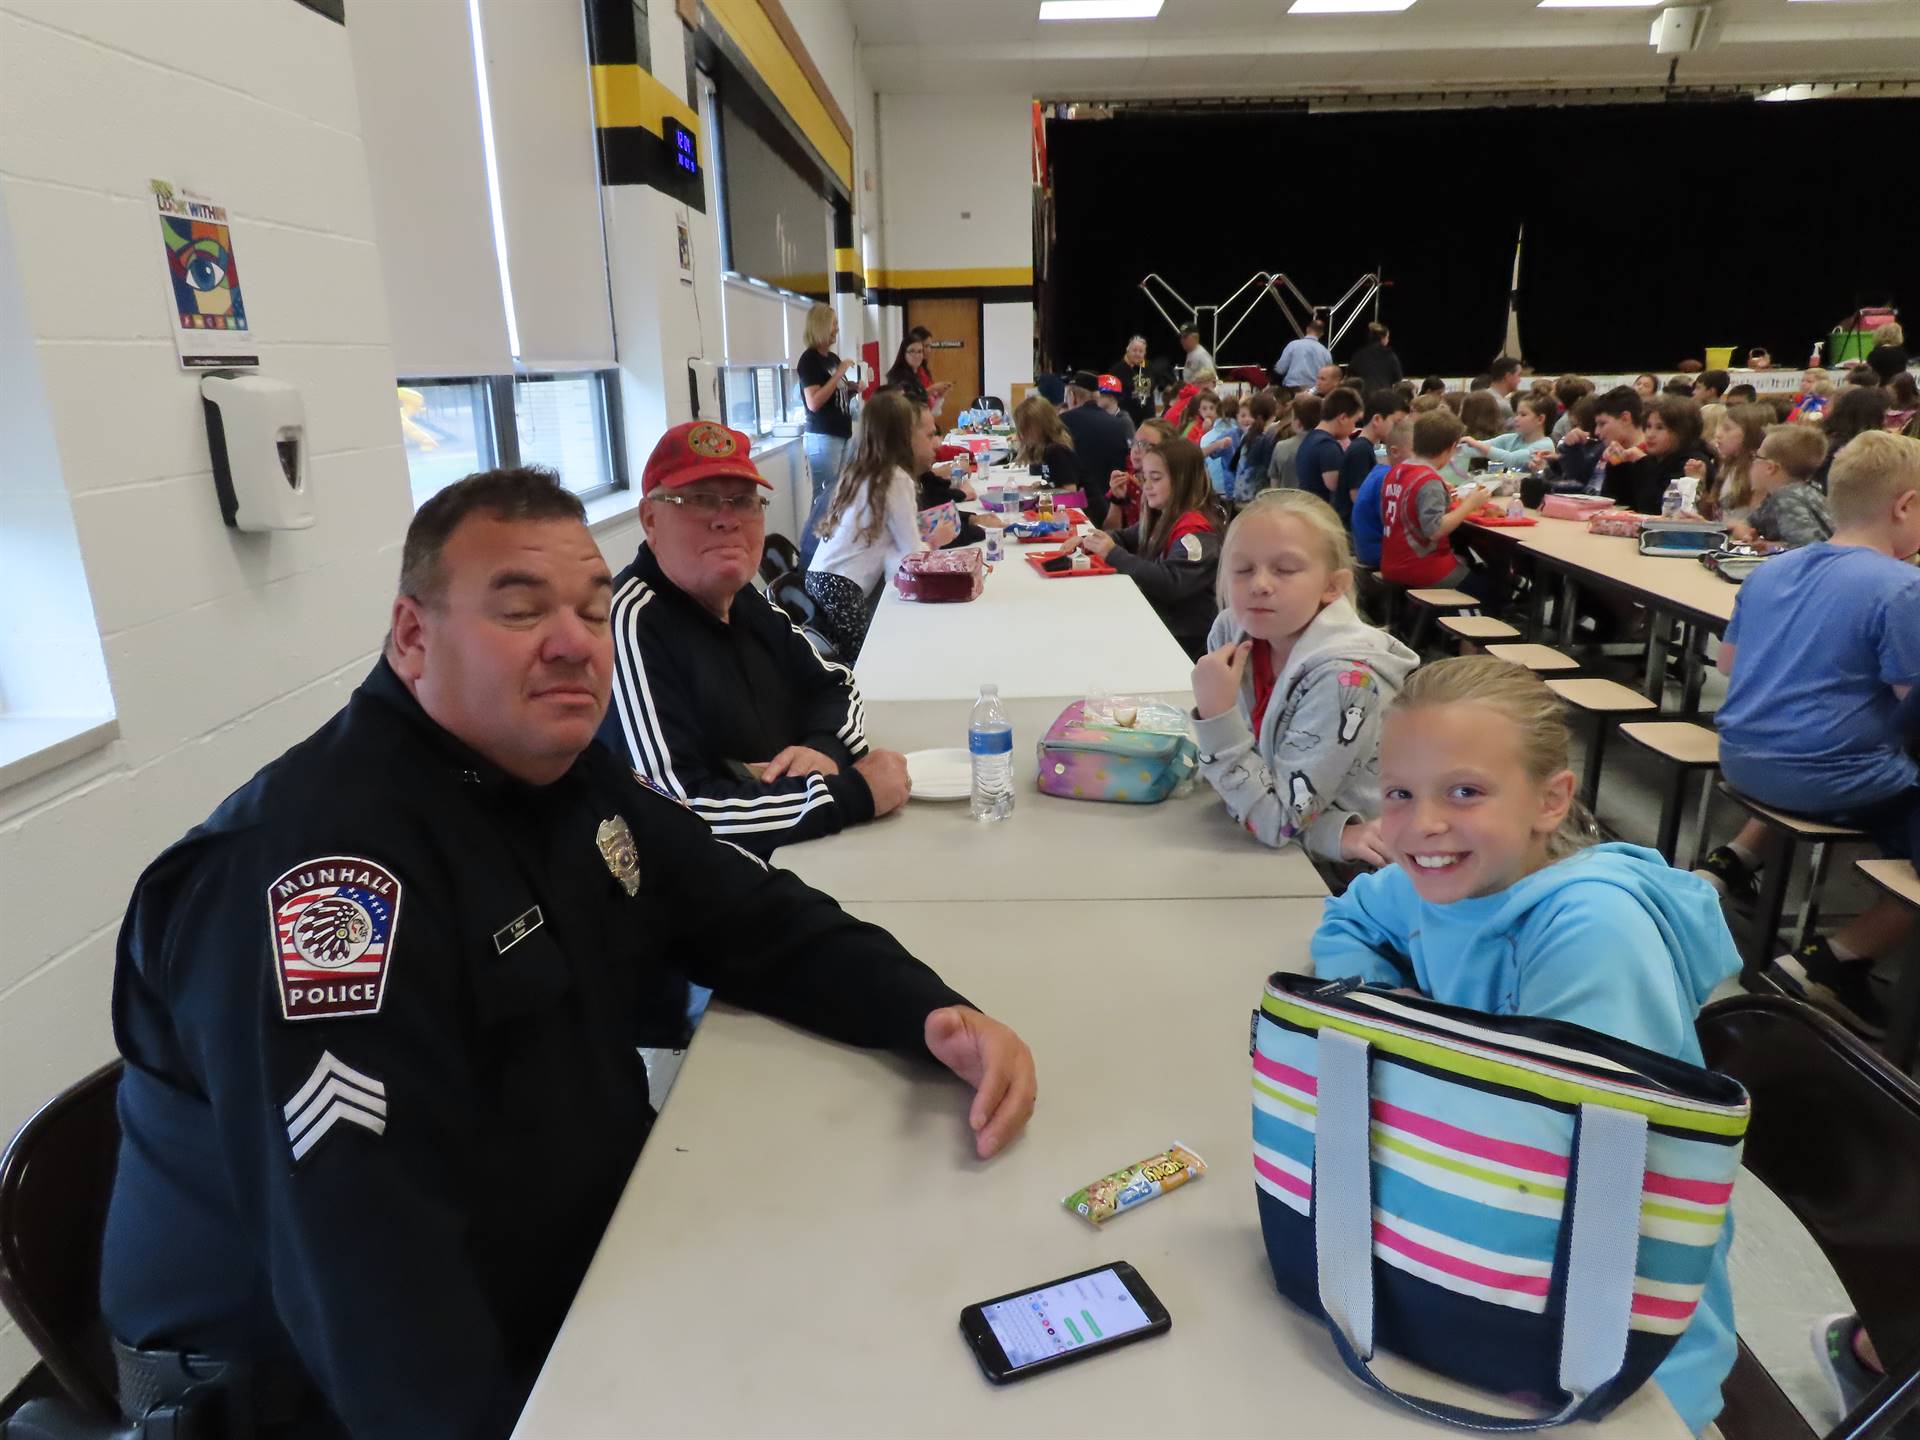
[267,856,403,1022]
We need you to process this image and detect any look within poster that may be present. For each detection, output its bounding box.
[151,179,259,369]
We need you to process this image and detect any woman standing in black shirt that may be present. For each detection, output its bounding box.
[796,302,855,564]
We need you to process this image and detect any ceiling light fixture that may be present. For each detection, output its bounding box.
[1288,0,1418,11]
[1536,0,1663,8]
[1037,0,1163,18]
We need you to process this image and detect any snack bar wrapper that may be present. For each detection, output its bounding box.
[1063,1144,1207,1226]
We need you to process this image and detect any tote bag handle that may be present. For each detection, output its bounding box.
[1312,1027,1649,1431]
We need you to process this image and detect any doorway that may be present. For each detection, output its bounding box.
[905,297,982,431]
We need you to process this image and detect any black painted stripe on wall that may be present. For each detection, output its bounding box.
[597,126,706,211]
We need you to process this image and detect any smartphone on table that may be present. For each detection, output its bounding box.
[959,1261,1169,1384]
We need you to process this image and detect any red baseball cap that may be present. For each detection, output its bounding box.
[1097,374,1123,395]
[641,420,771,496]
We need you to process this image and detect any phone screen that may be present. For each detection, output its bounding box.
[979,1267,1153,1371]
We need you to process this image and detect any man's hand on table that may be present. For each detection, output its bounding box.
[854,749,911,815]
[759,745,841,781]
[924,1006,1037,1159]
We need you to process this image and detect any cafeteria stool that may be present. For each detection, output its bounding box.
[1545,677,1656,810]
[1709,784,1867,979]
[1352,566,1401,628]
[1436,614,1520,654]
[1401,587,1479,652]
[1854,859,1920,1069]
[1617,721,1719,865]
[1485,643,1579,674]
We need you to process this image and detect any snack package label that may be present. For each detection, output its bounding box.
[1063,1143,1207,1226]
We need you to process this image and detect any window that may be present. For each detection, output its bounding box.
[513,373,622,500]
[401,379,498,509]
[399,370,626,507]
[716,363,804,444]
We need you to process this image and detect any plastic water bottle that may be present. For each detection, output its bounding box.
[1661,480,1683,517]
[968,684,1015,822]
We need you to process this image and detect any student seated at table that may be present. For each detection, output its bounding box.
[1181,386,1221,444]
[1340,390,1411,527]
[1633,394,1715,514]
[1693,402,1768,523]
[1311,655,1741,1437]
[1459,393,1556,471]
[1789,368,1833,424]
[1351,416,1414,571]
[1011,393,1083,496]
[1231,392,1281,505]
[1075,435,1224,659]
[1377,410,1505,600]
[1438,390,1504,490]
[1698,432,1920,1037]
[1817,386,1891,491]
[1201,391,1242,498]
[1269,392,1320,488]
[1106,416,1176,533]
[1727,423,1833,548]
[1547,393,1605,490]
[1189,491,1415,864]
[807,391,958,662]
[1296,386,1363,518]
[1060,371,1129,526]
[1578,386,1659,510]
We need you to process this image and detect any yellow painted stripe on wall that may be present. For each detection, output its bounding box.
[591,64,700,138]
[870,266,1035,290]
[832,247,863,277]
[702,0,852,190]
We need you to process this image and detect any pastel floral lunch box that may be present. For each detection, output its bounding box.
[1035,699,1197,804]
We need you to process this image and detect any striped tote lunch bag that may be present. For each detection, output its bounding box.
[1252,972,1749,1429]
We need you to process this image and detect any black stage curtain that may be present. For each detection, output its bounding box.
[1044,97,1920,381]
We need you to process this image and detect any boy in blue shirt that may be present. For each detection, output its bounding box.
[1296,387,1362,521]
[1699,431,1920,1035]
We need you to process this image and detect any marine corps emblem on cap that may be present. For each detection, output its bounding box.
[596,816,641,897]
[686,422,736,459]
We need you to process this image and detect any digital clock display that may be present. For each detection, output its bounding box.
[664,117,700,177]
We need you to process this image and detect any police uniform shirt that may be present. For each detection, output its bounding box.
[102,659,968,1439]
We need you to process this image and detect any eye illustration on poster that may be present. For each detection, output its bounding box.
[151,178,260,369]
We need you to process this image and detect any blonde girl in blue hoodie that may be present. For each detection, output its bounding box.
[1311,655,1742,1436]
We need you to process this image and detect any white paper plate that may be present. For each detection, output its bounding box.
[905,747,974,801]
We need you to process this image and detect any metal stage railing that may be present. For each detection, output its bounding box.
[1138,269,1385,371]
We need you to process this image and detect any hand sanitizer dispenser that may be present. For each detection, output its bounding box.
[201,374,314,531]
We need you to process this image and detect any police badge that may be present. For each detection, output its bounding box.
[596,816,641,896]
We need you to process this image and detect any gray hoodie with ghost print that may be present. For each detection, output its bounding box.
[1191,595,1418,859]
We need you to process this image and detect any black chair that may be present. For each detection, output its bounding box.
[1697,996,1920,1440]
[0,1061,137,1439]
[971,395,1006,413]
[758,533,800,590]
[765,571,842,662]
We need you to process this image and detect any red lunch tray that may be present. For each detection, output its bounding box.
[1473,514,1538,527]
[1024,548,1117,578]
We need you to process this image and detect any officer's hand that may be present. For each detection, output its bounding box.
[761,745,841,781]
[924,1006,1037,1159]
[854,749,911,815]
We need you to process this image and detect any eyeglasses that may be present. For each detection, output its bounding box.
[652,491,771,516]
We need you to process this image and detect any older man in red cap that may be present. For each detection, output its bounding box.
[598,420,910,862]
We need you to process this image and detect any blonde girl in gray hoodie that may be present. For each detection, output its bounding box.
[1190,490,1418,863]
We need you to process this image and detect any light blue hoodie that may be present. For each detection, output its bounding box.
[1312,842,1741,1435]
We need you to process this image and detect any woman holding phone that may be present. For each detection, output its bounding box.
[796,303,857,564]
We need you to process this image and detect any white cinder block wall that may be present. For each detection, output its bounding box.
[0,0,410,1386]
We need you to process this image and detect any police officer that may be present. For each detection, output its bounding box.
[100,467,1037,1439]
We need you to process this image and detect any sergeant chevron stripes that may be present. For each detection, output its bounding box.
[284,1051,387,1162]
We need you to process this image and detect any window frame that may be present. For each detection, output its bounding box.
[398,369,628,507]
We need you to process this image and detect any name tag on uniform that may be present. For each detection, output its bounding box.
[493,905,544,955]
